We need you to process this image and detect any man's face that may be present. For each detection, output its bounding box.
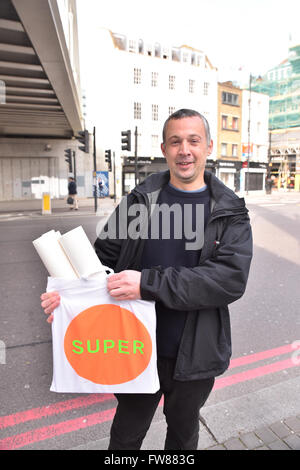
[161,116,213,189]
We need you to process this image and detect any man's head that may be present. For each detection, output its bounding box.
[161,109,213,190]
[162,109,211,145]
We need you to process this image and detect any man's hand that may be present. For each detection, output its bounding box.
[107,270,141,301]
[40,291,60,323]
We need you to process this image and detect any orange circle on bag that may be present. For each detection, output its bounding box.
[64,304,152,385]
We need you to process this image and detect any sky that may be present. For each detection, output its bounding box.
[76,0,300,83]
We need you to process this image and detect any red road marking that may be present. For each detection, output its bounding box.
[0,408,116,450]
[0,394,114,430]
[214,357,298,390]
[0,343,299,449]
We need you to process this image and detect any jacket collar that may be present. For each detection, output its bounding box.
[133,169,247,213]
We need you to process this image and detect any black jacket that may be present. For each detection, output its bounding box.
[94,170,253,380]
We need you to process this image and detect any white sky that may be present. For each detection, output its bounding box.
[76,0,300,82]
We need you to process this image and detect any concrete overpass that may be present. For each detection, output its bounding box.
[0,0,84,137]
[0,0,93,201]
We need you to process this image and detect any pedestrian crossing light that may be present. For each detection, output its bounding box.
[121,130,131,152]
[105,149,112,172]
[64,148,72,172]
[76,130,89,153]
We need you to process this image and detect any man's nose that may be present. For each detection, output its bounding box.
[179,140,191,154]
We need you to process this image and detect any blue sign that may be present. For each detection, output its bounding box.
[96,171,109,197]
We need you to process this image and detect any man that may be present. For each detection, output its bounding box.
[68,177,79,210]
[41,109,252,450]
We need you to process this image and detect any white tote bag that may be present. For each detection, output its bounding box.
[48,275,159,394]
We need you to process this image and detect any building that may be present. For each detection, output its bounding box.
[85,28,218,196]
[216,81,243,191]
[240,89,270,192]
[0,0,89,202]
[252,40,300,191]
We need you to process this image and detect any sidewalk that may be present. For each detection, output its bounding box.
[0,196,119,219]
[0,189,299,217]
[69,412,300,451]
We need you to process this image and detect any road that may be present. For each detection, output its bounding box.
[0,193,299,450]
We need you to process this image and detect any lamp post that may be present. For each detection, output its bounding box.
[246,73,252,195]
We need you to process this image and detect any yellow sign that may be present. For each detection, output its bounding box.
[42,193,51,214]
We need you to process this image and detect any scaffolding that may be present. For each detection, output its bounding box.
[251,43,300,190]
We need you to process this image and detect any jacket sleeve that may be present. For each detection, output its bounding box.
[140,213,253,309]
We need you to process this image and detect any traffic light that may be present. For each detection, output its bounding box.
[76,129,89,153]
[105,149,112,172]
[64,148,72,172]
[121,130,131,151]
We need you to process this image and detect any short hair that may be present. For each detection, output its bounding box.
[162,108,211,145]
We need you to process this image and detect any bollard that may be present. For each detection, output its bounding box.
[42,193,51,215]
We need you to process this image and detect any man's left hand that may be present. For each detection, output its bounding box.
[107,270,142,300]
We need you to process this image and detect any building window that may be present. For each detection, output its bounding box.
[138,39,144,54]
[151,72,158,87]
[134,68,141,84]
[222,115,228,129]
[134,102,141,119]
[232,117,238,130]
[129,39,136,53]
[152,104,159,121]
[203,82,209,95]
[182,52,189,63]
[222,92,239,105]
[151,134,159,149]
[232,144,238,157]
[154,43,161,58]
[221,143,227,156]
[189,79,195,93]
[169,75,175,90]
[169,106,175,116]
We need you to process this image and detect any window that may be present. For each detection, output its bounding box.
[151,134,159,149]
[232,117,238,130]
[232,144,238,157]
[221,143,227,156]
[203,82,209,95]
[222,115,228,129]
[154,43,161,58]
[222,92,239,105]
[189,79,195,93]
[134,102,141,119]
[151,72,158,87]
[129,40,136,53]
[138,39,144,54]
[152,104,158,121]
[169,75,175,90]
[134,68,141,84]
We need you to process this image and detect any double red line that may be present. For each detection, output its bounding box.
[0,342,299,450]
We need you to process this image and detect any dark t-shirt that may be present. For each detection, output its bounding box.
[140,182,211,358]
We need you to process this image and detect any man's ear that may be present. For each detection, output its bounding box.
[161,142,166,157]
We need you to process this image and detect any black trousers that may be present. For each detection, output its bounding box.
[108,357,215,450]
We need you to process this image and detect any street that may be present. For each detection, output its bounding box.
[0,193,299,450]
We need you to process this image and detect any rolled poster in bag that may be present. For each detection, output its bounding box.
[48,276,159,394]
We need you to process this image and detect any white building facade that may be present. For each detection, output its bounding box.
[85,29,218,196]
[240,89,270,192]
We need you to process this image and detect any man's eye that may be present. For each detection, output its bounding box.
[170,141,180,145]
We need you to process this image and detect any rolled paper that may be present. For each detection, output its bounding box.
[33,230,78,279]
[58,226,104,278]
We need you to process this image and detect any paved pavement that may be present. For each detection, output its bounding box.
[1,188,300,451]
